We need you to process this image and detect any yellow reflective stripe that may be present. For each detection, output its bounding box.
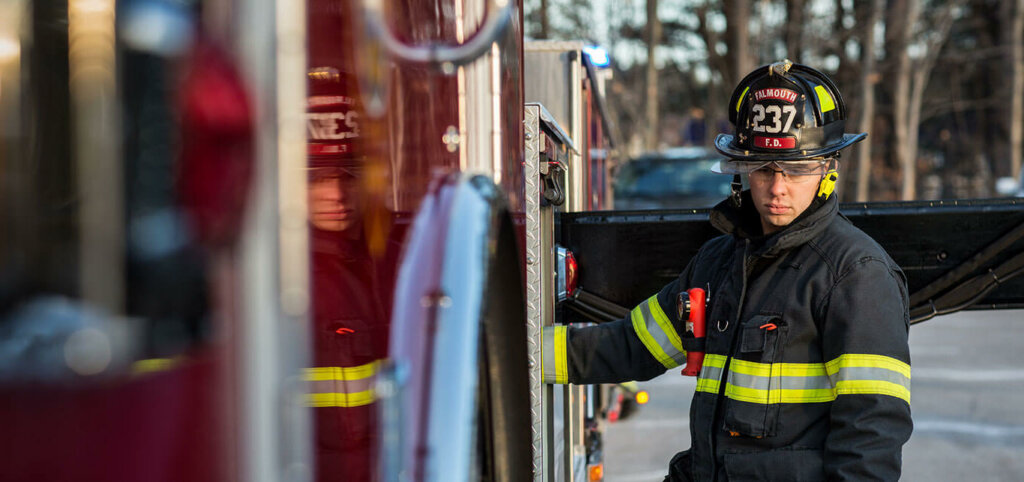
[132,357,180,375]
[828,353,911,403]
[826,353,911,379]
[696,377,720,394]
[304,363,380,407]
[729,359,828,378]
[307,389,375,408]
[304,362,377,381]
[630,301,677,369]
[707,358,836,403]
[542,326,569,384]
[835,380,911,403]
[648,297,684,354]
[736,86,750,112]
[696,355,726,393]
[815,85,836,112]
[703,354,728,368]
[693,354,911,404]
[724,384,837,404]
[554,325,568,384]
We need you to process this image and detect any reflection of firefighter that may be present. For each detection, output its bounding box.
[544,62,912,481]
[306,67,388,482]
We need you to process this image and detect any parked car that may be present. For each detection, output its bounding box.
[613,147,733,210]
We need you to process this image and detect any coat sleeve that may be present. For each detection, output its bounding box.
[540,236,714,386]
[819,257,913,481]
[541,277,687,384]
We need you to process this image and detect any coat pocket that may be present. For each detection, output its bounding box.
[722,448,824,482]
[722,314,786,438]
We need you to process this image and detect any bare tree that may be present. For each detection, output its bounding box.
[646,0,662,150]
[525,0,593,40]
[785,0,806,60]
[855,0,883,202]
[1007,0,1024,181]
[890,0,958,200]
[540,0,550,38]
[695,3,729,129]
[723,0,753,87]
[524,0,549,39]
[693,0,753,136]
[888,0,917,199]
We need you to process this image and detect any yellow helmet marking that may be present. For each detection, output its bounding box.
[815,85,836,113]
[736,86,750,113]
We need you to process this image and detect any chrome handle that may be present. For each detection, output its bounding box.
[362,0,515,67]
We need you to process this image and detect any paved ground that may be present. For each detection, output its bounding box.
[603,310,1024,481]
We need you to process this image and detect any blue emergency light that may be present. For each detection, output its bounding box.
[583,46,611,68]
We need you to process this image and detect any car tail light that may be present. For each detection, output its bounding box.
[557,246,579,302]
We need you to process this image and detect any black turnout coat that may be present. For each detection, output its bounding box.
[542,192,913,481]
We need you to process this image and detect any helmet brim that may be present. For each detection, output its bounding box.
[714,132,867,161]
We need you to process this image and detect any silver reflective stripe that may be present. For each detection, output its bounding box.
[308,376,376,395]
[630,296,685,369]
[542,326,556,383]
[727,370,833,391]
[303,363,379,407]
[638,300,687,365]
[542,326,567,384]
[699,363,724,383]
[695,354,912,404]
[826,354,912,403]
[695,354,727,394]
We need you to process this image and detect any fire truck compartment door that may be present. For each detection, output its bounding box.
[557,198,1024,323]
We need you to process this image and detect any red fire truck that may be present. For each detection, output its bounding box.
[2,1,1024,481]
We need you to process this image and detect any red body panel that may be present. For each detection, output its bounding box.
[0,350,229,482]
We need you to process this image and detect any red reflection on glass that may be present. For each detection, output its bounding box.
[177,37,254,247]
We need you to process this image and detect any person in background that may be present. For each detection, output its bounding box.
[306,67,389,482]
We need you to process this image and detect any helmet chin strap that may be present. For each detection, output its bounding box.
[730,174,743,207]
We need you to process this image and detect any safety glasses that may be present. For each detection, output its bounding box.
[712,159,831,184]
[308,166,359,183]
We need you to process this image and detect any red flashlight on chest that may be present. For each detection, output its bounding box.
[678,288,707,376]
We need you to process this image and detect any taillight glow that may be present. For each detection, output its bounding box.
[565,250,578,297]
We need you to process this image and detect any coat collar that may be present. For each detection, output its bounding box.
[709,191,838,257]
[310,225,369,260]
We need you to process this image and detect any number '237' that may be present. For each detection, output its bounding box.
[752,104,797,134]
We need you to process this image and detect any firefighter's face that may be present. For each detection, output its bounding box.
[308,167,360,232]
[748,165,820,235]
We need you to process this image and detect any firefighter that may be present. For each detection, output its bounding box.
[543,61,912,481]
[305,68,389,482]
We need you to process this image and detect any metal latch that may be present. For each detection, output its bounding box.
[542,161,566,206]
